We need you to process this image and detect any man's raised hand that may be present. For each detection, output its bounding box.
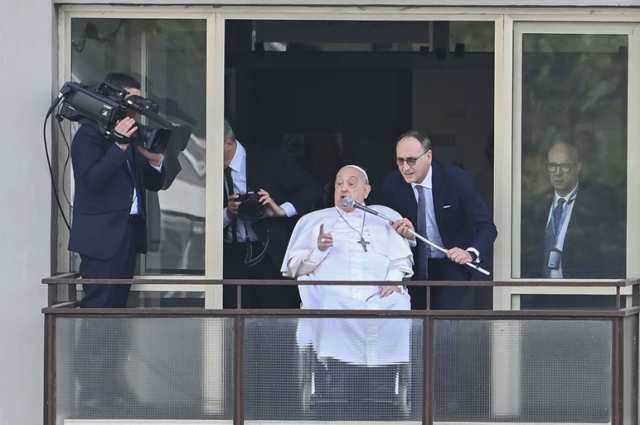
[317,223,334,251]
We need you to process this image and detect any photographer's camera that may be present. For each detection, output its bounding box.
[236,191,264,221]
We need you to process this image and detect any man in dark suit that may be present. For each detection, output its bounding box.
[222,120,320,309]
[520,142,625,279]
[382,130,497,310]
[68,73,166,412]
[69,73,166,308]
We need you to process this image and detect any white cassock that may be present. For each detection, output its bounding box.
[282,205,414,365]
[296,317,412,366]
[281,205,414,310]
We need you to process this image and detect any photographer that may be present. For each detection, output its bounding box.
[223,119,320,309]
[68,73,166,308]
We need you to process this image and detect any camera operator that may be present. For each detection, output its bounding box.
[68,73,166,308]
[223,119,321,309]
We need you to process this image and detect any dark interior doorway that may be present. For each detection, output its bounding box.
[224,19,495,208]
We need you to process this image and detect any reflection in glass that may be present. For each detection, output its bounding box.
[251,20,494,53]
[70,18,207,275]
[448,21,495,52]
[519,33,627,279]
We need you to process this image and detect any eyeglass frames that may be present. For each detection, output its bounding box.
[396,150,428,167]
[546,162,579,173]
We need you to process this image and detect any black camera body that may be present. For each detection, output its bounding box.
[236,191,264,221]
[55,81,172,154]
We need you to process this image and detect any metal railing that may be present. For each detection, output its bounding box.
[42,276,640,425]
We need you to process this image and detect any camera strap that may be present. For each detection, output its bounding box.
[244,223,270,268]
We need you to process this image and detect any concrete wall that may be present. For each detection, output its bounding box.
[0,1,53,424]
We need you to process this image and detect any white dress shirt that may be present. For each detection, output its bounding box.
[116,142,163,215]
[411,168,446,259]
[411,167,480,262]
[546,184,578,278]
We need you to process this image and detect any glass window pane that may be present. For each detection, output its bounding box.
[518,32,627,279]
[254,20,431,52]
[449,21,495,52]
[69,18,207,275]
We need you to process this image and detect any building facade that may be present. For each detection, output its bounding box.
[2,1,640,424]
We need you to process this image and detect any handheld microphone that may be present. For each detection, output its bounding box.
[343,197,394,221]
[343,197,490,276]
[343,197,375,213]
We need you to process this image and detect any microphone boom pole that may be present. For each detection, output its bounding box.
[343,197,490,276]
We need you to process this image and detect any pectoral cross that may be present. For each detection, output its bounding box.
[357,236,370,252]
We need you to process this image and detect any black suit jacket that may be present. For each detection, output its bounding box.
[69,124,166,260]
[520,183,625,279]
[382,160,497,280]
[242,144,321,267]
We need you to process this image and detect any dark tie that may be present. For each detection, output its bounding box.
[542,198,566,277]
[126,147,145,218]
[224,167,238,244]
[415,185,429,280]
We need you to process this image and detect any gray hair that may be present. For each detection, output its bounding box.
[224,119,236,141]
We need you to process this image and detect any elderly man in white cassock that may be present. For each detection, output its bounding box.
[281,165,414,310]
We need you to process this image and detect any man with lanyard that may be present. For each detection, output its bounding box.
[521,142,625,279]
[542,144,579,278]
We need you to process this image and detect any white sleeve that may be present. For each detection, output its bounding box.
[283,247,330,278]
[386,255,414,281]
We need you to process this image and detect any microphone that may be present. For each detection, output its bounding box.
[343,197,490,276]
[343,197,393,220]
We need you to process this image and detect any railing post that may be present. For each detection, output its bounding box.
[423,315,433,425]
[48,285,57,307]
[43,314,55,425]
[234,315,244,425]
[612,317,623,425]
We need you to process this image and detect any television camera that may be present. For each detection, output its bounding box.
[49,80,175,154]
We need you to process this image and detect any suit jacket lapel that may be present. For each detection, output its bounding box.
[431,162,445,227]
[244,144,256,192]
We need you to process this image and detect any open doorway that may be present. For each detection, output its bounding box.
[221,19,496,314]
[224,19,495,208]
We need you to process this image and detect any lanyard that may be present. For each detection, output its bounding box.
[549,186,578,239]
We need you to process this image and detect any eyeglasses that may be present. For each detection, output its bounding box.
[396,150,428,167]
[546,162,579,173]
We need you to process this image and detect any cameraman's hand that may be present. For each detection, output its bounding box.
[226,194,240,220]
[114,117,138,142]
[258,189,286,217]
[137,146,163,168]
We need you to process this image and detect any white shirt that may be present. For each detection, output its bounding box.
[281,206,414,310]
[223,141,297,243]
[411,168,446,259]
[411,167,480,262]
[116,142,163,215]
[547,184,578,278]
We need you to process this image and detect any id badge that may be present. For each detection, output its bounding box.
[547,248,562,270]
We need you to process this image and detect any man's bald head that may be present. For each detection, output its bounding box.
[546,143,581,197]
